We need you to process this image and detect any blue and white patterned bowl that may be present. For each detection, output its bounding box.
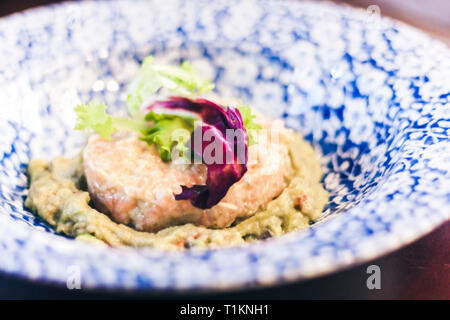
[0,0,449,291]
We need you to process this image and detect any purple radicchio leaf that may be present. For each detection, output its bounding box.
[146,97,248,209]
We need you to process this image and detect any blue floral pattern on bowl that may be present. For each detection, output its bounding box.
[0,0,448,290]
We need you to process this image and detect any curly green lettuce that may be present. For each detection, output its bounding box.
[74,102,146,140]
[237,102,262,146]
[140,111,195,162]
[126,56,215,117]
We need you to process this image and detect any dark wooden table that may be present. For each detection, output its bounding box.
[0,0,449,300]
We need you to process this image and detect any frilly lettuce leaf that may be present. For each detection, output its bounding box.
[74,102,115,140]
[237,102,262,146]
[140,111,195,162]
[74,102,146,140]
[126,56,215,117]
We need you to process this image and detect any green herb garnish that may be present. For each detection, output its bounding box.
[141,112,195,162]
[126,56,215,117]
[237,103,262,145]
[74,102,146,140]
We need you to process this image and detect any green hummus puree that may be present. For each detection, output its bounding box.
[25,135,328,250]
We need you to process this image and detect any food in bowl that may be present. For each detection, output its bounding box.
[25,56,328,249]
